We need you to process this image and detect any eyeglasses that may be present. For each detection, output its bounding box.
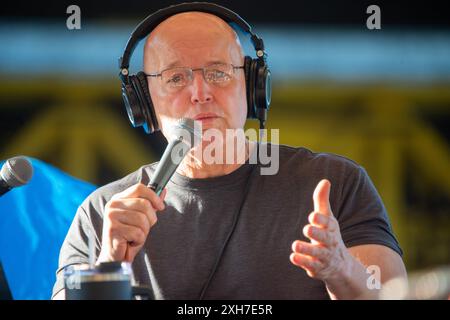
[145,63,244,92]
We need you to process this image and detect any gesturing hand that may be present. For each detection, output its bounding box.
[290,179,352,282]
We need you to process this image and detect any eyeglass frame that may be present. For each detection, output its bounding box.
[143,63,245,87]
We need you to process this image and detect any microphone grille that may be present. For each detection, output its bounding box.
[0,156,34,187]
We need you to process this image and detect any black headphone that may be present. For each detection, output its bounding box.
[119,2,272,134]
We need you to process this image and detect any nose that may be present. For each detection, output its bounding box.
[190,71,213,105]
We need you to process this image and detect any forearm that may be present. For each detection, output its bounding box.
[324,251,379,300]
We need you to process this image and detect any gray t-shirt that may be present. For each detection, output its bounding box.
[52,144,402,299]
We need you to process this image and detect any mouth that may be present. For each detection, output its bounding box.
[193,113,220,121]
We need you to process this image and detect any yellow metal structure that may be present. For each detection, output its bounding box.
[1,79,449,271]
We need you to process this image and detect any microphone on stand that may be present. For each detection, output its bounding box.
[0,156,34,196]
[0,156,33,300]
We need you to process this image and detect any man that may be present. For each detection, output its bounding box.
[52,9,406,300]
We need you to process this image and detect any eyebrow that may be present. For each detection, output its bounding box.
[161,60,182,70]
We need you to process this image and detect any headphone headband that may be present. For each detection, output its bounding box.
[119,2,265,79]
[119,2,271,134]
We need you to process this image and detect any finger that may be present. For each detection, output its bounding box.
[313,179,333,216]
[110,222,147,247]
[160,188,168,203]
[114,183,165,211]
[107,198,157,229]
[108,198,152,215]
[108,209,151,236]
[308,212,336,232]
[290,252,323,271]
[303,224,331,246]
[292,240,329,262]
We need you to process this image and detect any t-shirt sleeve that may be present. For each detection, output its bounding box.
[335,165,403,257]
[51,205,99,299]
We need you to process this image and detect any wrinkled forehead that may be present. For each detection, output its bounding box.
[144,12,244,70]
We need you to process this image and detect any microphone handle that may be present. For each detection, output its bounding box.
[148,138,190,196]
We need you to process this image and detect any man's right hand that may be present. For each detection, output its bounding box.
[97,183,167,263]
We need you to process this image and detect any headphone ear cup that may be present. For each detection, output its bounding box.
[134,72,159,133]
[244,56,256,119]
[254,60,271,112]
[122,76,147,129]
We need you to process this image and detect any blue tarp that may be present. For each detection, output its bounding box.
[0,158,96,299]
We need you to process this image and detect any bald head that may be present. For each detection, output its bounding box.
[143,12,244,73]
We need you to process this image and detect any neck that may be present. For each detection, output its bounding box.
[176,139,256,179]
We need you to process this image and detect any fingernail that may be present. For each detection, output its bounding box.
[303,225,309,236]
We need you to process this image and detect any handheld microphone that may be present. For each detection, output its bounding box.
[0,156,34,196]
[148,118,201,195]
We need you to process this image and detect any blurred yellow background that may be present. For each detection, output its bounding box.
[1,77,448,272]
[1,1,449,275]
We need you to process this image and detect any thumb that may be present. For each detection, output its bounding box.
[313,179,332,216]
[160,188,168,201]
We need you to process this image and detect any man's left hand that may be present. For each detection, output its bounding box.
[290,179,353,283]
